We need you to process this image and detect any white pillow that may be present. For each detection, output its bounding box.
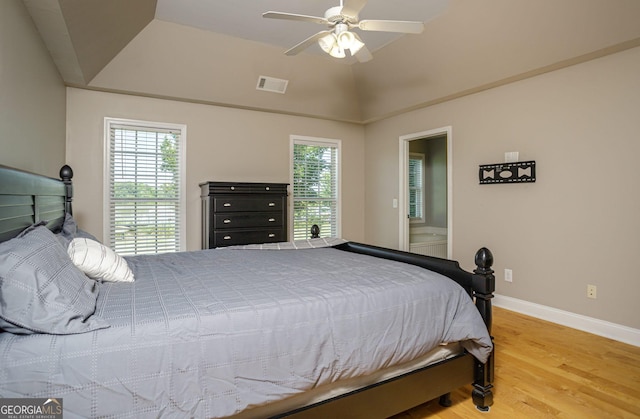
[67,238,134,283]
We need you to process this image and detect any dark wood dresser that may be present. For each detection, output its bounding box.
[200,181,288,248]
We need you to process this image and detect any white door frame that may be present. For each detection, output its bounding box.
[398,126,453,256]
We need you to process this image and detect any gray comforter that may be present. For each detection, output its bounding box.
[0,246,492,418]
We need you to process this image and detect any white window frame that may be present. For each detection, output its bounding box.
[290,135,342,240]
[408,152,426,223]
[103,117,187,254]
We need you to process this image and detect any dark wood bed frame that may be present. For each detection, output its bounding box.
[0,164,495,418]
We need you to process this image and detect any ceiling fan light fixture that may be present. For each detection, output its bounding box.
[329,44,346,58]
[318,33,337,53]
[318,33,346,58]
[337,29,355,49]
[349,35,365,55]
[337,29,366,55]
[319,24,365,59]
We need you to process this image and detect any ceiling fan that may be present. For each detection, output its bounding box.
[262,0,425,62]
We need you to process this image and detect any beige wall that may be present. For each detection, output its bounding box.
[66,88,365,251]
[364,47,640,329]
[0,0,66,176]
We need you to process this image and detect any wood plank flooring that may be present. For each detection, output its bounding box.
[391,307,640,418]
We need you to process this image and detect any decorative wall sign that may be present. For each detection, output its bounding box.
[479,160,536,184]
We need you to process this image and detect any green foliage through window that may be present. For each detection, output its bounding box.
[292,141,338,240]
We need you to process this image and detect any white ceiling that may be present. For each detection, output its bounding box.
[154,0,449,58]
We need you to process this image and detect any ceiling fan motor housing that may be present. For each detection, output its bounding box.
[325,6,357,26]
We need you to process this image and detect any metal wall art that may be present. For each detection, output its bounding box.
[479,160,536,184]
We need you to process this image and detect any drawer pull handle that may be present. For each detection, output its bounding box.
[223,203,232,207]
[223,235,232,240]
[268,218,276,222]
[268,233,275,238]
[223,219,231,224]
[230,186,235,190]
[268,202,275,207]
[265,186,270,191]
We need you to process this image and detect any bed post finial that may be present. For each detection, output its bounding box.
[60,165,73,215]
[60,165,73,181]
[310,224,320,239]
[474,247,493,272]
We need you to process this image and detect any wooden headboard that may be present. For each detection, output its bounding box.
[0,165,73,243]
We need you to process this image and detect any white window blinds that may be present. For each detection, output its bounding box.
[292,139,340,240]
[409,153,425,222]
[107,120,184,255]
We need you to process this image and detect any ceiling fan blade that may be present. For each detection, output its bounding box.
[262,11,328,25]
[358,19,424,34]
[285,30,333,56]
[341,0,368,17]
[354,45,373,63]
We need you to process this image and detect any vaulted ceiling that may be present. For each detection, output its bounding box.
[23,0,640,123]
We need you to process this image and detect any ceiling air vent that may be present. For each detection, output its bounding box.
[256,76,288,94]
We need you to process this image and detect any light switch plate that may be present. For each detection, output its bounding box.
[505,152,519,163]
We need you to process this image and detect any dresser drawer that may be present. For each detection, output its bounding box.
[213,196,283,212]
[205,183,287,194]
[213,229,285,247]
[214,212,283,229]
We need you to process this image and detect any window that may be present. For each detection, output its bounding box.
[291,137,340,240]
[105,118,186,255]
[408,153,425,223]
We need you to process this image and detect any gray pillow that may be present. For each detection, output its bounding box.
[0,224,110,335]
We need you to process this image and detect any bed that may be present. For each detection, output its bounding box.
[0,164,495,418]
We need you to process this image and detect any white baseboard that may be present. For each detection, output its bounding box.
[493,294,640,347]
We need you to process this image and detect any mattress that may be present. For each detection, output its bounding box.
[0,245,492,418]
[230,342,463,418]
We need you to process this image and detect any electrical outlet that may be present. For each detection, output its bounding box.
[504,269,513,282]
[587,284,597,299]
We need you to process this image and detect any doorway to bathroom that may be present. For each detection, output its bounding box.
[399,127,452,257]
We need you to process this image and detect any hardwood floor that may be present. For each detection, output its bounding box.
[391,307,640,418]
